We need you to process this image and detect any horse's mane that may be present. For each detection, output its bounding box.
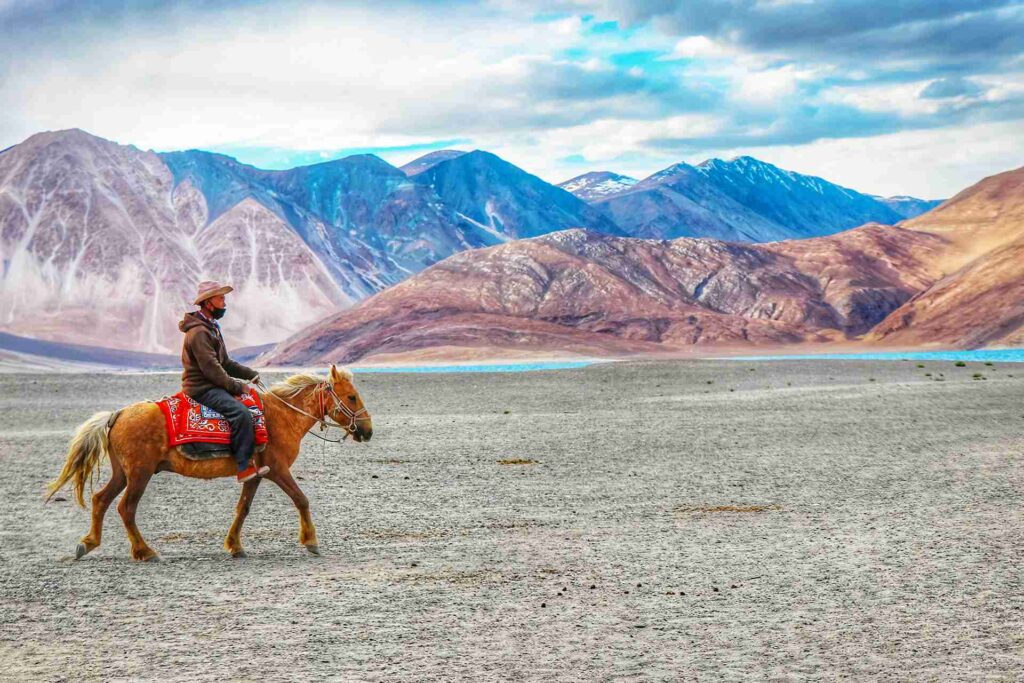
[269,369,353,399]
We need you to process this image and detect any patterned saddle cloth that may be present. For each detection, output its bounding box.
[155,389,269,451]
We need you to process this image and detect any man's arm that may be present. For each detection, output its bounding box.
[223,355,258,382]
[190,330,248,395]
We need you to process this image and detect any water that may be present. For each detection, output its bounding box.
[725,348,1024,363]
[351,360,596,374]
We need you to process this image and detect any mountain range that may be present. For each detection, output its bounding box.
[264,165,1024,363]
[0,128,964,361]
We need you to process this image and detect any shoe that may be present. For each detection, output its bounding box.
[237,463,271,483]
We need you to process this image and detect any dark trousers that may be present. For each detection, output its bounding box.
[193,387,254,472]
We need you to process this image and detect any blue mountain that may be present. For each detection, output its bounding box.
[161,150,502,280]
[411,150,626,239]
[592,156,933,242]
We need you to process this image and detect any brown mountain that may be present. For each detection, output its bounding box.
[868,166,1024,348]
[264,225,947,364]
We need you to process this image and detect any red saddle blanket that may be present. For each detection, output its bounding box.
[155,390,268,447]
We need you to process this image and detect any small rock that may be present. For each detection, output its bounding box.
[731,584,738,589]
[371,475,378,479]
[666,591,675,595]
[636,583,642,588]
[590,585,596,589]
[541,602,546,608]
[712,586,719,592]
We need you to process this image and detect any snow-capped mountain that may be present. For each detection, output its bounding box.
[400,149,467,177]
[0,128,954,360]
[0,130,349,353]
[162,149,498,279]
[0,131,621,354]
[593,156,929,242]
[411,150,625,240]
[558,171,638,201]
[873,195,944,219]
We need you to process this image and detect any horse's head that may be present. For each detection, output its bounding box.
[324,364,372,442]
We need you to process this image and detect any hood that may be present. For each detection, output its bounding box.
[179,310,215,333]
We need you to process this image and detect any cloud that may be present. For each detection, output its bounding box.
[920,76,986,99]
[0,0,1020,199]
[602,0,1024,69]
[703,119,1024,198]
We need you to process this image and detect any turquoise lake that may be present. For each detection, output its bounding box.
[351,361,596,374]
[724,348,1024,363]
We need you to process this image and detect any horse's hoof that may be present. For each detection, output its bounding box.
[231,550,248,559]
[143,554,161,563]
[75,543,89,560]
[306,545,321,556]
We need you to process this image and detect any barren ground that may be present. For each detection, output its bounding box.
[0,360,1022,681]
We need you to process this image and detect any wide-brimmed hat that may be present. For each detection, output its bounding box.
[193,280,233,305]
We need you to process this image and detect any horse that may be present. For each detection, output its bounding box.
[45,364,372,561]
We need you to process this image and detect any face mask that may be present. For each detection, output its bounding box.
[211,307,227,320]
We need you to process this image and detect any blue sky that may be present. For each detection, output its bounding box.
[0,0,1022,196]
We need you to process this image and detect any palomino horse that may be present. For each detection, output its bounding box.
[46,365,372,561]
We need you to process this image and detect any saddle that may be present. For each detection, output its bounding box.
[153,389,269,461]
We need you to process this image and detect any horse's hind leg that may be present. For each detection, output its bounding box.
[117,469,159,561]
[224,478,261,558]
[76,457,126,559]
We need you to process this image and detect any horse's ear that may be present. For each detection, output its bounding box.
[329,364,339,381]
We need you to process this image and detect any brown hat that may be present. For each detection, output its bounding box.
[193,280,233,306]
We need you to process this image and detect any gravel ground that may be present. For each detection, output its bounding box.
[0,360,1022,681]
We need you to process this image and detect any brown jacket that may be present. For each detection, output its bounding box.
[179,311,257,398]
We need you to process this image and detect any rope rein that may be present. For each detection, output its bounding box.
[255,378,368,444]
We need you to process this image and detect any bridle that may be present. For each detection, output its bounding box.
[256,378,368,443]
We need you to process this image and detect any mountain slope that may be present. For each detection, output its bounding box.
[0,130,202,351]
[875,195,943,219]
[0,130,351,352]
[558,171,638,201]
[413,150,625,239]
[162,150,502,279]
[400,150,467,177]
[264,224,945,364]
[868,166,1024,347]
[596,157,912,242]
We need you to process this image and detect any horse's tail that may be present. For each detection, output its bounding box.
[46,410,115,507]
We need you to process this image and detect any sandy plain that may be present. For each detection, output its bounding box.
[0,359,1022,681]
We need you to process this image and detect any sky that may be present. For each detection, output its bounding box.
[0,0,1022,198]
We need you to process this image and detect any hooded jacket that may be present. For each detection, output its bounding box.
[179,311,258,398]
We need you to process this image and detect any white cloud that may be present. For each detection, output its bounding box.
[700,119,1024,197]
[672,35,734,59]
[0,1,1020,199]
[0,3,585,151]
[822,81,943,116]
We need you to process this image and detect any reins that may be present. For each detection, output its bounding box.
[255,378,367,444]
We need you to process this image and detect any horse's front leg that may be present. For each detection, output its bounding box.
[267,468,319,555]
[224,478,261,558]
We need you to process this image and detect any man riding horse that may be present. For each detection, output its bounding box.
[46,283,373,561]
[180,280,270,483]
